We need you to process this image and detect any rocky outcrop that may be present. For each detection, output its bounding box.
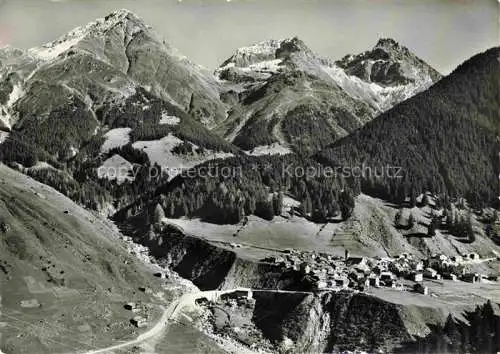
[336,38,441,86]
[250,291,500,353]
[135,227,308,291]
[129,223,500,353]
[139,230,236,290]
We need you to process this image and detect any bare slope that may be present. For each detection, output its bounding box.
[0,164,165,353]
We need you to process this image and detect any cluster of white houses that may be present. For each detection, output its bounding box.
[263,250,495,295]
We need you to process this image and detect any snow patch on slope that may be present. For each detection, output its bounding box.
[132,133,234,179]
[29,36,82,61]
[100,128,132,153]
[97,154,135,184]
[246,143,292,156]
[159,113,180,125]
[27,162,57,171]
[0,83,24,130]
[0,108,11,130]
[28,9,144,62]
[321,63,434,112]
[0,131,9,144]
[7,83,24,107]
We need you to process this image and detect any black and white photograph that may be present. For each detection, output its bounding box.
[0,0,499,353]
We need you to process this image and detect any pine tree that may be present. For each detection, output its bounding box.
[408,213,415,228]
[301,193,313,216]
[339,189,355,221]
[394,209,403,227]
[153,203,165,224]
[428,217,438,237]
[466,214,476,243]
[272,192,284,216]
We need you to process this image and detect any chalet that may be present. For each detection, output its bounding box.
[423,268,438,279]
[412,272,423,282]
[0,222,10,233]
[395,282,406,291]
[354,263,371,274]
[413,283,429,295]
[376,258,391,271]
[131,316,147,328]
[462,273,481,283]
[469,253,480,261]
[195,297,209,305]
[346,257,368,267]
[124,302,139,312]
[389,262,406,276]
[333,276,350,289]
[138,287,153,294]
[348,270,364,282]
[299,262,311,274]
[380,271,396,282]
[443,273,458,281]
[380,272,397,287]
[368,274,380,287]
[317,280,327,289]
[437,254,448,262]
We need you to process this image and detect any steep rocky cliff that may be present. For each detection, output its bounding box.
[250,291,500,353]
[131,225,500,353]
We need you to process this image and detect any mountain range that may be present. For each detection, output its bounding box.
[215,36,440,154]
[0,8,497,215]
[317,46,500,206]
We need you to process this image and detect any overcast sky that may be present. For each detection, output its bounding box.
[0,0,497,74]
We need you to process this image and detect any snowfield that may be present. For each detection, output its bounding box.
[246,143,292,156]
[0,82,25,130]
[29,35,82,61]
[7,83,24,107]
[97,154,135,184]
[28,9,143,62]
[132,133,234,179]
[100,128,132,153]
[321,63,434,112]
[0,131,9,144]
[159,113,181,125]
[27,162,57,171]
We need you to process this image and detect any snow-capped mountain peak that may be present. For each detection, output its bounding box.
[336,37,441,86]
[28,9,149,61]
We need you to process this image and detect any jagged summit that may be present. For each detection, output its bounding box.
[336,37,441,86]
[28,9,151,61]
[219,36,311,69]
[374,37,402,49]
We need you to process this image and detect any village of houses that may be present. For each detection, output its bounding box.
[262,249,498,296]
[117,231,499,329]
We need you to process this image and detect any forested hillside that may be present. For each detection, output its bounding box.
[115,154,359,225]
[317,47,500,207]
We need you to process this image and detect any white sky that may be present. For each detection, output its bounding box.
[0,0,498,74]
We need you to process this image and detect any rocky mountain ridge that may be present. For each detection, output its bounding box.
[215,36,441,153]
